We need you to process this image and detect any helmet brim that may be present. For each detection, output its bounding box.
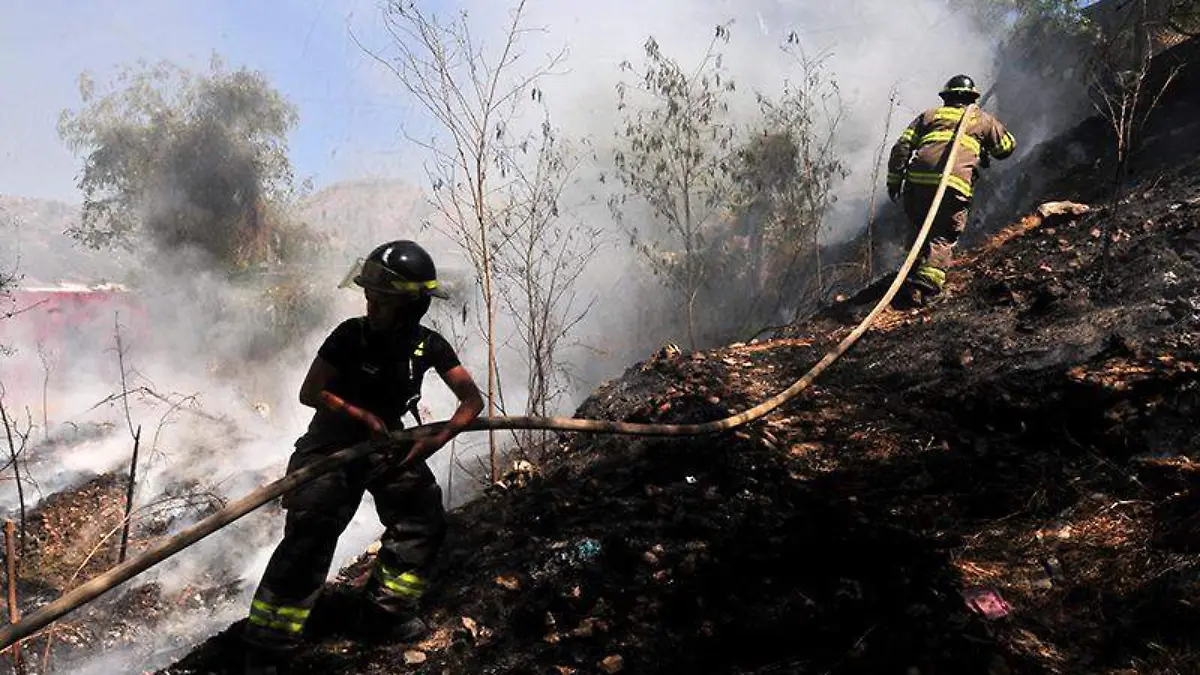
[353,258,450,299]
[353,275,450,299]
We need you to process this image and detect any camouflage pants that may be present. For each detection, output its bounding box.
[243,440,445,652]
[902,184,972,291]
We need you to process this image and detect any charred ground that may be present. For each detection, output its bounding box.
[154,76,1200,675]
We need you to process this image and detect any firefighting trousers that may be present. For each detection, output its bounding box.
[243,442,446,651]
[902,184,972,290]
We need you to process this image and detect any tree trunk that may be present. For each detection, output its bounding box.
[475,156,499,484]
[4,520,22,674]
[483,259,498,483]
[814,226,823,301]
[118,426,142,563]
[1,404,26,557]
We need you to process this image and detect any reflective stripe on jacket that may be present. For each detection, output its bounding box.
[886,105,1015,198]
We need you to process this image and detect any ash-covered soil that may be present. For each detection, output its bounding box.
[162,133,1200,675]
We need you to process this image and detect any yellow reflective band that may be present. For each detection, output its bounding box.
[934,107,964,123]
[915,265,947,288]
[248,614,305,634]
[886,172,903,184]
[390,279,440,293]
[413,339,426,357]
[251,599,311,621]
[248,598,312,635]
[906,171,973,197]
[377,577,423,596]
[374,563,426,597]
[377,561,421,582]
[899,128,916,142]
[947,174,972,196]
[998,132,1015,154]
[918,130,982,156]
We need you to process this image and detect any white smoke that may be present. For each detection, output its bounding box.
[344,0,1010,362]
[337,0,1096,416]
[0,1,1103,672]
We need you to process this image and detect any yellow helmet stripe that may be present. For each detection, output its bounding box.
[388,279,440,293]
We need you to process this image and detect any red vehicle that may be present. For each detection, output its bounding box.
[0,281,147,394]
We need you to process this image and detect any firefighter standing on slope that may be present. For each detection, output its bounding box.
[242,240,484,674]
[887,74,1016,307]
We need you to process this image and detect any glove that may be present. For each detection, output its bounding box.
[397,428,454,467]
[887,182,901,203]
[320,390,389,438]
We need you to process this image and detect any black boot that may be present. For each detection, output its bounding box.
[243,647,285,675]
[356,601,429,644]
[891,281,925,310]
[386,613,429,642]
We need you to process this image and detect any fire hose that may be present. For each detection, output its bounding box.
[0,106,979,652]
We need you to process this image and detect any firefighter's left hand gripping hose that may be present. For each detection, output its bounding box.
[319,390,388,437]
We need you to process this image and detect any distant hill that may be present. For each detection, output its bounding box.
[297,178,432,251]
[0,179,440,287]
[0,194,132,285]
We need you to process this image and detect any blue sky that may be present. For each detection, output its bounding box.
[0,0,425,202]
[1,0,1100,204]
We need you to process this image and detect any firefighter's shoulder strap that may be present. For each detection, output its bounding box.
[405,326,433,426]
[353,317,430,426]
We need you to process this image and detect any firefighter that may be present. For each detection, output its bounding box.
[243,240,484,674]
[886,74,1016,307]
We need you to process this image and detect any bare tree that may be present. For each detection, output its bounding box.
[1166,0,1200,36]
[4,519,23,675]
[0,392,30,556]
[717,39,846,338]
[495,120,600,455]
[611,25,740,350]
[610,28,848,344]
[1089,26,1181,175]
[745,40,845,320]
[112,314,143,563]
[1087,3,1183,273]
[863,87,901,283]
[357,0,565,482]
[35,343,56,439]
[0,208,19,356]
[0,266,13,305]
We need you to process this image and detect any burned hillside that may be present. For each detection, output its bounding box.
[158,53,1200,675]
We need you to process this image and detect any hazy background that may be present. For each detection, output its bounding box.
[0,1,1099,671]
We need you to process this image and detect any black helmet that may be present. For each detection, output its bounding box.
[939,74,981,102]
[353,240,449,299]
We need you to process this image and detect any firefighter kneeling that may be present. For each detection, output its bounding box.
[243,241,484,674]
